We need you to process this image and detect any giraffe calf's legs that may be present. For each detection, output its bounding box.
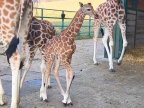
[40,60,48,101]
[47,77,52,89]
[117,22,128,65]
[102,28,115,72]
[117,41,127,65]
[109,40,115,72]
[93,41,99,65]
[40,83,48,102]
[0,79,5,105]
[40,59,52,102]
[93,22,100,65]
[62,63,74,106]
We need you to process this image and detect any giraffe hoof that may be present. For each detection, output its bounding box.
[40,97,48,102]
[44,99,48,102]
[0,102,7,106]
[117,61,122,65]
[63,103,67,107]
[67,102,73,106]
[40,97,43,101]
[109,69,116,72]
[94,62,99,65]
[47,85,52,89]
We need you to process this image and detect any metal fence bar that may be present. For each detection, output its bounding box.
[34,8,94,38]
[34,8,76,12]
[88,17,91,36]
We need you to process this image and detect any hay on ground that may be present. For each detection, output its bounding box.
[123,48,144,64]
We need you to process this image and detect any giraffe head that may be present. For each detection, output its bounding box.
[79,2,95,17]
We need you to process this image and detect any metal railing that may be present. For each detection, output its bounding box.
[34,8,94,39]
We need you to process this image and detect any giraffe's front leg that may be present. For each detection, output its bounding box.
[0,79,5,105]
[108,28,115,72]
[53,57,68,104]
[109,38,115,72]
[47,76,52,89]
[117,22,128,65]
[62,69,73,106]
[40,59,48,101]
[10,52,21,108]
[62,63,74,106]
[102,27,115,72]
[93,38,99,65]
[93,20,100,65]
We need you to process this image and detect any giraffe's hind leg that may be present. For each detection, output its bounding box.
[60,57,74,106]
[20,46,38,88]
[53,56,74,106]
[102,27,115,72]
[117,21,127,65]
[40,58,53,102]
[53,57,65,97]
[0,79,5,105]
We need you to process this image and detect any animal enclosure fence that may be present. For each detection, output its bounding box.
[33,8,96,39]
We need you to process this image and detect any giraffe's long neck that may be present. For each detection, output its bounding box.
[107,0,120,5]
[61,9,85,38]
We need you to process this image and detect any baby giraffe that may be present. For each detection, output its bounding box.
[40,2,95,106]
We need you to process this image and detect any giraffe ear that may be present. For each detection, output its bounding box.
[88,3,91,5]
[79,2,83,7]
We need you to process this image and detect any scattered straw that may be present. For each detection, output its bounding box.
[123,47,144,64]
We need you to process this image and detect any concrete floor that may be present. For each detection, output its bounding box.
[0,39,144,108]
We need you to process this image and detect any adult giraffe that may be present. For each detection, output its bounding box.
[0,0,33,108]
[93,0,128,72]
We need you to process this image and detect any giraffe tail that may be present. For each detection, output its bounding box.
[5,36,19,63]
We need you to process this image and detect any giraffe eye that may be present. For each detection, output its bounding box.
[87,9,91,11]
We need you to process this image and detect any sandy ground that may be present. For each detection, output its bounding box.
[0,39,144,108]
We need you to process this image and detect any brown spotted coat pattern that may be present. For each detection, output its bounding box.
[39,3,96,104]
[93,0,127,71]
[27,17,56,63]
[0,0,33,107]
